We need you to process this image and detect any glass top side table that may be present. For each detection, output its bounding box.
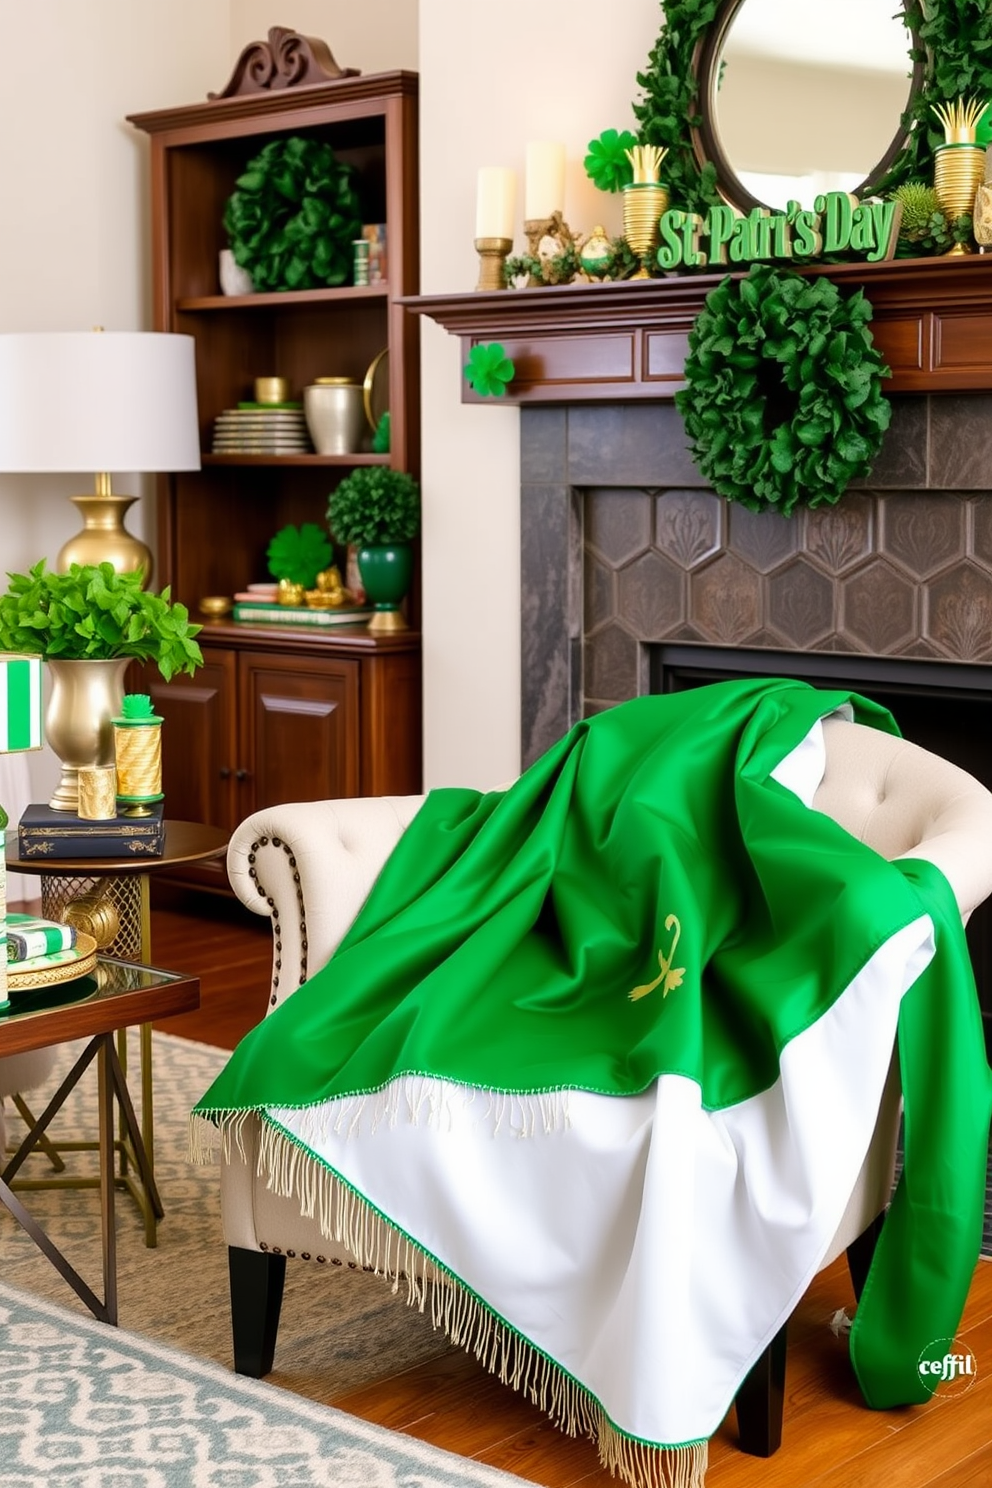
[5,820,228,1244]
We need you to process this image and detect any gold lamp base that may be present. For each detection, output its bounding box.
[57,483,153,585]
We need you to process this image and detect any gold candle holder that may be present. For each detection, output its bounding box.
[934,144,985,254]
[622,184,670,278]
[474,237,513,292]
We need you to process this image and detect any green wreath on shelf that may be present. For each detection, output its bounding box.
[223,136,362,291]
[676,265,891,517]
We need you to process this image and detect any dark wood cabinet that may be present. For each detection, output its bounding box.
[127,44,422,870]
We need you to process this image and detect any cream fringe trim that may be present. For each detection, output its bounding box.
[190,1107,709,1488]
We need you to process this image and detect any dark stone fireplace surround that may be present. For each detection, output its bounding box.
[519,393,992,763]
[519,393,992,1033]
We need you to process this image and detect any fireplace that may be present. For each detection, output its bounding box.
[519,395,992,1046]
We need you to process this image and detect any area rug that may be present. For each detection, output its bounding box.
[0,1277,530,1486]
[0,1033,455,1403]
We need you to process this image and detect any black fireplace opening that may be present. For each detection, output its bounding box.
[651,644,992,1054]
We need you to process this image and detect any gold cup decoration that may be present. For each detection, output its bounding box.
[622,145,669,279]
[932,97,988,255]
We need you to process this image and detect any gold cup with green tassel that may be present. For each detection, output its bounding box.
[622,145,669,279]
[932,97,988,255]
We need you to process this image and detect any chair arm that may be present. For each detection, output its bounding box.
[227,795,426,1012]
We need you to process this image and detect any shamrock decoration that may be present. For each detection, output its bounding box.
[371,410,391,454]
[583,128,639,194]
[266,522,333,588]
[464,343,515,399]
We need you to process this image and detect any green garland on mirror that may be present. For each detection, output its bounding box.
[873,1,992,199]
[676,265,891,517]
[632,0,721,219]
[223,136,362,291]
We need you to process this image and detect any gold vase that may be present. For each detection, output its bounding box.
[933,144,985,255]
[622,183,669,278]
[56,494,153,584]
[45,657,130,812]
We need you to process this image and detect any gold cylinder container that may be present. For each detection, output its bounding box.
[112,694,164,815]
[934,144,985,254]
[77,764,118,820]
[622,184,670,278]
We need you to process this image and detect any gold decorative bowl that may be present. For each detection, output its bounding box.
[198,595,233,618]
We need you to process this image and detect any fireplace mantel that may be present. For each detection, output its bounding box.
[404,254,992,404]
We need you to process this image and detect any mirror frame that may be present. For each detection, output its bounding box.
[690,0,926,215]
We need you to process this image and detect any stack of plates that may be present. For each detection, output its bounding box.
[212,405,313,455]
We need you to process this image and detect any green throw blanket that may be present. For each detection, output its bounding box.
[196,679,991,1488]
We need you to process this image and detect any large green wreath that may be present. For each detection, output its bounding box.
[622,0,992,249]
[676,264,891,516]
[223,136,362,291]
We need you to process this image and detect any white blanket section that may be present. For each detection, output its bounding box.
[269,717,933,1448]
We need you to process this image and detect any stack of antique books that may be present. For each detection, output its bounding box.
[17,802,166,860]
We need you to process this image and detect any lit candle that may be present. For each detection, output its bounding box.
[525,141,566,221]
[475,167,516,241]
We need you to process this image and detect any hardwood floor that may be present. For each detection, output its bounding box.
[149,889,992,1488]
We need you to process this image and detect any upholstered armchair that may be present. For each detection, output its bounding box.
[222,716,992,1455]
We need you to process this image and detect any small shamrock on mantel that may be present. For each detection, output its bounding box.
[583,128,639,194]
[464,342,516,398]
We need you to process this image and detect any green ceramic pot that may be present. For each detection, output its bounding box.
[357,543,413,631]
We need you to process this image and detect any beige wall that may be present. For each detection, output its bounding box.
[418,4,661,788]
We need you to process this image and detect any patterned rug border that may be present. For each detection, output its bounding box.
[0,1276,530,1487]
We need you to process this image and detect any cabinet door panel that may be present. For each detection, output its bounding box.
[133,652,238,830]
[238,652,360,812]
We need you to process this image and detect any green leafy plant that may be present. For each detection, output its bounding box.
[676,264,891,517]
[266,522,333,586]
[464,343,516,398]
[223,136,362,291]
[327,468,420,546]
[0,562,203,681]
[583,129,639,193]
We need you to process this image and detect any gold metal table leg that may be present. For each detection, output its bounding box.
[32,872,159,1246]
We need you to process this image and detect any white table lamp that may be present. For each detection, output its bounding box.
[0,332,201,587]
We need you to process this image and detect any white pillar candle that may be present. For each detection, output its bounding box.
[475,167,516,240]
[525,141,566,221]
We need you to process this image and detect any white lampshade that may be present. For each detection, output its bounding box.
[0,332,200,473]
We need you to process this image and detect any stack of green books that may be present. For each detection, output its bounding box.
[232,600,373,628]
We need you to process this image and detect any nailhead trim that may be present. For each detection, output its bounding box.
[248,834,309,1002]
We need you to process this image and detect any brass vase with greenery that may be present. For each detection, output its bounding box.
[326,468,420,633]
[621,144,669,279]
[0,561,203,811]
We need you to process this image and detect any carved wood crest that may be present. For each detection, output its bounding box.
[209,27,360,99]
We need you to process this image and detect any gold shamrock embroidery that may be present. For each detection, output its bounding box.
[629,914,685,1001]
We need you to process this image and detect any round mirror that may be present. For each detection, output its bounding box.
[696,0,922,214]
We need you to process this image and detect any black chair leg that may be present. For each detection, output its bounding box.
[229,1245,287,1377]
[846,1212,885,1302]
[735,1321,787,1457]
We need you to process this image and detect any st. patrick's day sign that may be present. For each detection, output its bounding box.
[657,192,902,271]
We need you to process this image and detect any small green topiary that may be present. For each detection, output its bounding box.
[327,468,420,547]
